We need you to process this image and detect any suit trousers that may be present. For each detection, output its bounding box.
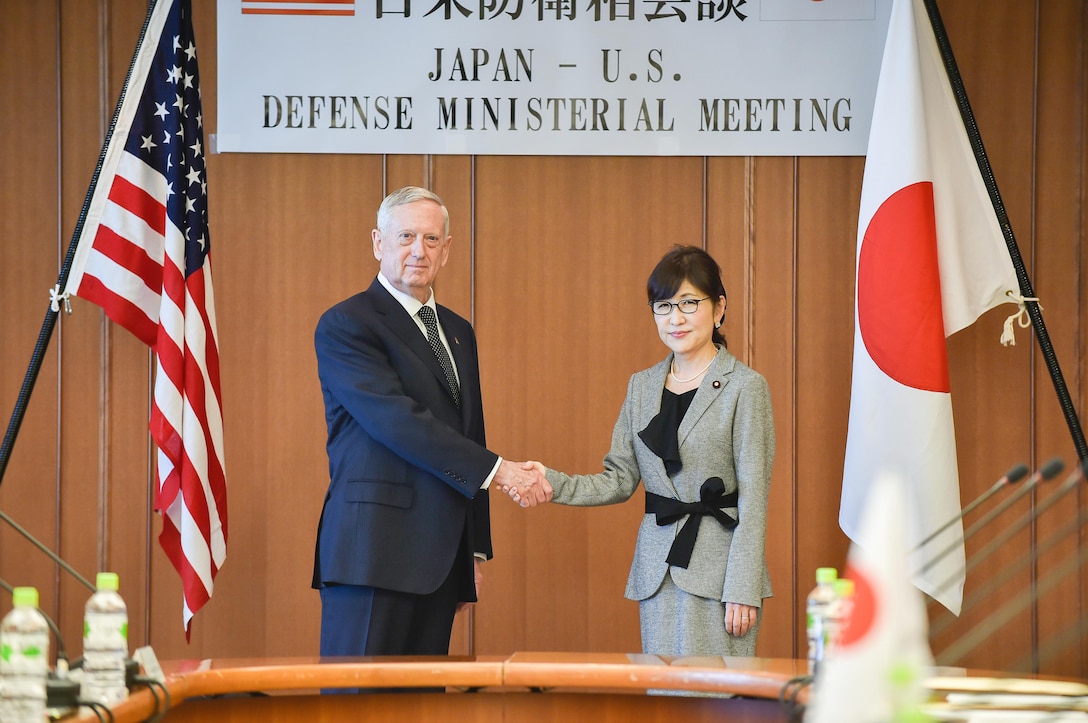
[319,530,472,662]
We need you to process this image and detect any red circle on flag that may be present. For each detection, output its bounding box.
[857,181,950,393]
[839,565,876,648]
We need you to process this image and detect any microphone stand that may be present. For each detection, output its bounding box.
[926,465,1085,606]
[935,540,1088,667]
[930,503,1088,639]
[913,458,1064,577]
[0,509,95,592]
[913,463,1029,552]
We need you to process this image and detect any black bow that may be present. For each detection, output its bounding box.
[644,477,739,568]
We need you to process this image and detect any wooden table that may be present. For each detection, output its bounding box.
[63,653,811,722]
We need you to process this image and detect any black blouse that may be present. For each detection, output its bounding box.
[637,387,696,478]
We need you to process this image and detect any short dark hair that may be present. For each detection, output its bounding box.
[646,245,728,348]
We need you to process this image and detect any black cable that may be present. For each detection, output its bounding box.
[76,699,115,723]
[777,675,812,722]
[79,704,105,723]
[131,678,162,722]
[131,674,171,722]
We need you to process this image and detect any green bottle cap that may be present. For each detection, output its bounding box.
[816,567,838,584]
[833,578,855,597]
[96,572,120,592]
[12,587,39,608]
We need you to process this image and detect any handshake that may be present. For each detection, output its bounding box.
[494,459,552,508]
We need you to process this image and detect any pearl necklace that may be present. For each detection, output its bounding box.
[670,356,714,383]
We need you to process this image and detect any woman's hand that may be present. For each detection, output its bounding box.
[724,601,757,637]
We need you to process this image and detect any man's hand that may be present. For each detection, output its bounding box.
[495,459,552,508]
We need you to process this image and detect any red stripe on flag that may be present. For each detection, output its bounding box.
[88,223,164,293]
[187,268,223,411]
[179,454,214,549]
[75,273,159,346]
[109,175,167,237]
[157,514,213,611]
[155,271,188,415]
[65,0,228,634]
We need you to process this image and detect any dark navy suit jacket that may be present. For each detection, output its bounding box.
[312,278,495,599]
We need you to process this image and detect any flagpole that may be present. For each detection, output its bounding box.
[921,0,1088,465]
[0,1,160,489]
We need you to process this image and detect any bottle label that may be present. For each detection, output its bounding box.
[84,611,128,651]
[0,631,50,675]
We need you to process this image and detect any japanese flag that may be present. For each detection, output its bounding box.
[807,472,934,723]
[840,0,1019,616]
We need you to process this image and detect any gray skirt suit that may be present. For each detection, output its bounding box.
[545,347,776,656]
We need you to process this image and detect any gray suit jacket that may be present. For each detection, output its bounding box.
[546,347,775,607]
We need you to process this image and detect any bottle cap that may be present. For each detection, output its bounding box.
[816,567,838,584]
[833,578,855,597]
[12,586,39,608]
[96,572,120,591]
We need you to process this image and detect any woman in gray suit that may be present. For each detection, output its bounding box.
[515,245,775,657]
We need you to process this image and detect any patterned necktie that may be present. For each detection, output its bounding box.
[417,305,462,408]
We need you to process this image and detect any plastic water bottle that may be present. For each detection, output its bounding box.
[822,577,855,663]
[0,586,50,723]
[805,566,837,676]
[81,572,129,706]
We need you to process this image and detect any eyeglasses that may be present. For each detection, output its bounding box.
[649,297,711,315]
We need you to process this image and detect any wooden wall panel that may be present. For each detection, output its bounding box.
[1026,0,1086,678]
[471,156,705,654]
[432,155,475,323]
[793,155,864,658]
[0,0,1084,682]
[55,0,112,666]
[745,157,801,659]
[0,0,62,631]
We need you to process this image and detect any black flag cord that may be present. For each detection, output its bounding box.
[922,0,1088,465]
[0,1,159,489]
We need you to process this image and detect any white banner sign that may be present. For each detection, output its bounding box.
[215,0,891,155]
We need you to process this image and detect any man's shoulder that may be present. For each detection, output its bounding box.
[323,280,390,314]
[316,285,388,333]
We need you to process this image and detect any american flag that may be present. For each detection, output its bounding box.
[63,0,227,636]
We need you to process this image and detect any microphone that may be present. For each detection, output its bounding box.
[913,458,1064,577]
[0,578,80,713]
[913,462,1030,552]
[930,467,1088,639]
[936,512,1088,666]
[927,462,1085,605]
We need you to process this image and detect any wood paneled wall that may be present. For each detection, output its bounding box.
[1,0,1085,678]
